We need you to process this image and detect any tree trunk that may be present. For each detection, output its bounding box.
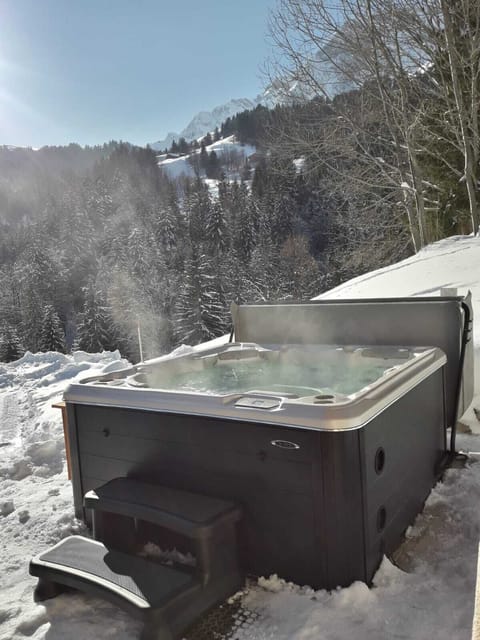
[441,0,480,233]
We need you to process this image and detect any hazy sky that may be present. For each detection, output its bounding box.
[0,0,276,148]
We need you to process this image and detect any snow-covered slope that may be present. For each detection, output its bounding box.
[156,153,196,179]
[157,134,256,181]
[2,235,480,639]
[319,235,477,302]
[150,98,257,151]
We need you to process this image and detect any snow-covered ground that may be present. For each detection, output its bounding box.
[2,235,480,639]
[157,135,256,182]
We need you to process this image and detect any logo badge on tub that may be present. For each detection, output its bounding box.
[270,440,300,450]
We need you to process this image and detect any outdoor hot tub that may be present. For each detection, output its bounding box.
[63,296,473,589]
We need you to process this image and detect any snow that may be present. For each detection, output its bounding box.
[2,236,480,639]
[208,135,256,159]
[317,235,476,306]
[293,157,305,173]
[158,154,196,179]
[150,98,257,151]
[139,543,196,568]
[157,134,256,181]
[0,350,136,640]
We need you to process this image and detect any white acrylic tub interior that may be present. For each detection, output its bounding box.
[65,342,446,432]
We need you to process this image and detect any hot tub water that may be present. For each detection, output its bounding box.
[136,345,417,397]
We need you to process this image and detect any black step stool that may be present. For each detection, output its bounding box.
[30,478,243,640]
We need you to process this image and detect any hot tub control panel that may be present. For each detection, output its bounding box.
[235,397,281,410]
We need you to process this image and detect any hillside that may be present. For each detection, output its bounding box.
[1,235,479,639]
[5,133,401,364]
[157,134,257,181]
[150,98,259,151]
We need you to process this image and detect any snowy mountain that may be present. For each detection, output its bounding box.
[1,144,38,151]
[150,98,258,151]
[152,132,178,152]
[1,235,480,639]
[149,83,301,152]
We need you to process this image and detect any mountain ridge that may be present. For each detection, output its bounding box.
[149,98,259,151]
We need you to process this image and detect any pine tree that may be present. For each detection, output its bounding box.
[199,142,208,174]
[106,272,141,361]
[0,325,24,362]
[16,245,59,352]
[127,227,152,281]
[241,160,251,182]
[159,185,187,270]
[206,151,220,179]
[220,253,249,307]
[76,284,119,353]
[205,199,226,255]
[185,179,212,244]
[178,137,189,154]
[174,251,226,345]
[39,305,67,353]
[235,198,256,264]
[252,159,269,199]
[279,235,322,299]
[156,205,178,253]
[86,177,115,224]
[228,181,253,259]
[271,193,295,245]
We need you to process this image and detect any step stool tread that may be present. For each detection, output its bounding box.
[30,536,199,609]
[84,478,241,537]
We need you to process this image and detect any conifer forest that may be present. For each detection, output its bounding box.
[1,0,479,362]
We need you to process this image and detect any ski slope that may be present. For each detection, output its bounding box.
[1,235,480,639]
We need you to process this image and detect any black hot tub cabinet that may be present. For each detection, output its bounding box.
[62,296,473,590]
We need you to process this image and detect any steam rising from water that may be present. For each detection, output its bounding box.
[106,269,170,362]
[232,302,425,350]
[136,345,412,397]
[233,304,353,345]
